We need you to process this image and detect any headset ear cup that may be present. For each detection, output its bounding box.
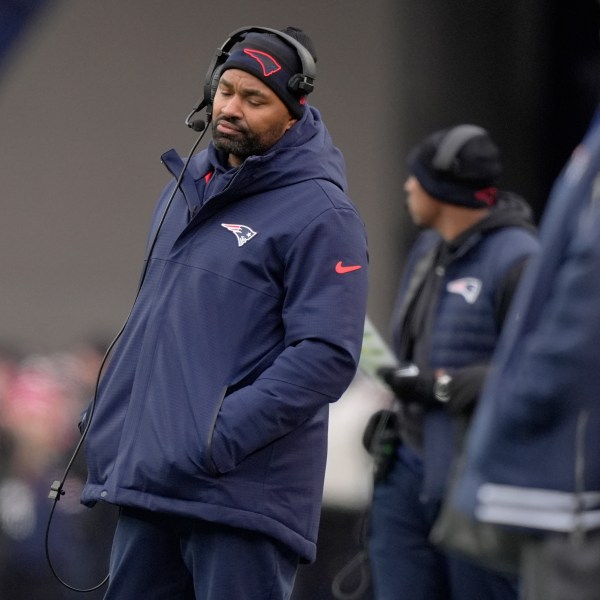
[204,65,224,123]
[210,66,224,104]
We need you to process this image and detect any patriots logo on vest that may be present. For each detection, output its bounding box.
[221,223,258,247]
[447,277,482,304]
[243,48,282,77]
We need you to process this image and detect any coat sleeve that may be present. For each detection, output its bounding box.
[497,206,600,428]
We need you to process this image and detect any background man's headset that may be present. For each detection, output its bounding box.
[45,25,316,593]
[431,124,488,174]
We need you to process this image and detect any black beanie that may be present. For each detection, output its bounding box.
[219,27,317,120]
[407,125,503,208]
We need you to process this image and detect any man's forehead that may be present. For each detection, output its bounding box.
[219,68,272,94]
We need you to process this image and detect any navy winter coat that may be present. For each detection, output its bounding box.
[81,107,369,562]
[390,194,539,499]
[453,109,600,534]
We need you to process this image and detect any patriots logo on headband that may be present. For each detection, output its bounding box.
[221,223,258,247]
[243,48,282,77]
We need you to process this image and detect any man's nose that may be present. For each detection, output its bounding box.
[220,94,242,117]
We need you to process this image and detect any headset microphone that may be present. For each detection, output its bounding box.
[184,101,208,132]
[188,118,207,132]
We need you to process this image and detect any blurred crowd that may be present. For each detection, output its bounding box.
[0,338,117,599]
[0,339,387,600]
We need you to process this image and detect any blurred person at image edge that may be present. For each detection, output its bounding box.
[449,95,600,600]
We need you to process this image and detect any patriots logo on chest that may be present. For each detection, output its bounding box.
[446,277,482,304]
[221,223,258,247]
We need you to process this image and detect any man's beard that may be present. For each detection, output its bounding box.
[212,118,279,162]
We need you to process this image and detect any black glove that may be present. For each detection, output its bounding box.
[362,409,400,483]
[377,365,437,407]
[446,364,489,416]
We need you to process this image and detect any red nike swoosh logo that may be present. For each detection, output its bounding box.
[335,261,362,274]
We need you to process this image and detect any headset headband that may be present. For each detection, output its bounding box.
[185,26,317,131]
[432,124,487,172]
[203,26,317,110]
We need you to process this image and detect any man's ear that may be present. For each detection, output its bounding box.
[285,116,297,132]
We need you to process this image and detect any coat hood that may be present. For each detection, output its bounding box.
[474,191,536,236]
[189,106,348,199]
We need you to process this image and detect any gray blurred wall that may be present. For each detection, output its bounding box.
[1,0,591,352]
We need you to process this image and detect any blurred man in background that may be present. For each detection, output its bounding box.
[365,125,539,599]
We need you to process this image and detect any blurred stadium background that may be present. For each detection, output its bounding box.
[1,0,598,353]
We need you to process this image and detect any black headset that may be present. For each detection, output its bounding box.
[185,26,317,131]
[432,124,487,174]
